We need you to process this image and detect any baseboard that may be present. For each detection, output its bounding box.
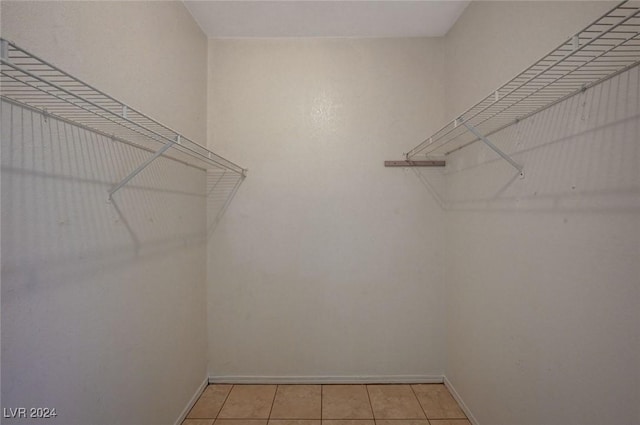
[209,375,444,384]
[174,375,209,425]
[443,375,480,425]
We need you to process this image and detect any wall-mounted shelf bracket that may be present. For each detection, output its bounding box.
[404,2,640,167]
[1,37,247,204]
[385,160,445,167]
[462,120,524,178]
[108,136,179,200]
[0,39,8,61]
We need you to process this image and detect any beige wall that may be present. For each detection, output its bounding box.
[443,2,639,425]
[1,1,207,142]
[444,1,612,120]
[3,2,638,424]
[1,2,209,424]
[207,38,447,380]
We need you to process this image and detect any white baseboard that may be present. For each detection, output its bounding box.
[209,375,444,384]
[174,376,209,425]
[443,375,479,425]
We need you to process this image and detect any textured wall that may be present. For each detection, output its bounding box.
[206,38,447,380]
[1,2,209,424]
[443,3,639,425]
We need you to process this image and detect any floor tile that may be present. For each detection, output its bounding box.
[183,420,215,425]
[215,420,268,425]
[411,385,465,420]
[428,421,471,425]
[188,385,233,419]
[322,385,374,419]
[269,420,321,425]
[323,420,376,425]
[367,386,425,419]
[271,385,321,419]
[218,385,277,418]
[375,420,430,425]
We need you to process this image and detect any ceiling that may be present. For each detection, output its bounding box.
[183,1,470,38]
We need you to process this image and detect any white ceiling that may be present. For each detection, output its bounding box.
[183,1,470,38]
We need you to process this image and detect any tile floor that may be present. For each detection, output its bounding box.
[183,384,470,425]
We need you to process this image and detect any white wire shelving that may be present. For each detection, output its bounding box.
[0,38,246,199]
[406,0,640,176]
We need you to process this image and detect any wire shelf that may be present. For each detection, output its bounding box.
[0,38,246,177]
[407,0,640,159]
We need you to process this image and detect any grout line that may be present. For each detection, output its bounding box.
[409,384,430,423]
[267,384,278,423]
[310,417,438,420]
[320,385,323,422]
[216,384,235,420]
[365,384,376,421]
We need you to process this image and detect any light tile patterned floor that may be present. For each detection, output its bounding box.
[183,384,470,425]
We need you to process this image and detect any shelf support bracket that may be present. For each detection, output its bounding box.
[384,160,445,167]
[462,121,524,178]
[108,136,179,199]
[0,39,8,61]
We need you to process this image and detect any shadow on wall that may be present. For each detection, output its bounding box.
[414,66,639,213]
[207,168,244,239]
[1,100,242,293]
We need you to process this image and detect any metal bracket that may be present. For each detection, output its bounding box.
[108,135,179,199]
[462,121,524,178]
[385,160,445,167]
[1,39,8,61]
